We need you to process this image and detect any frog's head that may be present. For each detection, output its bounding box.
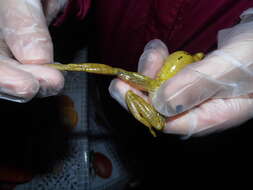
[155,50,205,88]
[167,51,204,65]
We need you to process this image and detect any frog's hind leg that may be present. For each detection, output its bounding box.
[125,90,165,137]
[49,63,156,92]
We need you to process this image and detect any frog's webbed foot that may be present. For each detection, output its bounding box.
[125,90,165,137]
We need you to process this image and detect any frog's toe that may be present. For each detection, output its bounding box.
[125,90,165,137]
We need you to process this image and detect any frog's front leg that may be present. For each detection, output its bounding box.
[125,90,165,137]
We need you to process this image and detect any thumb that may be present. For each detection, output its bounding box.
[0,0,53,64]
[151,55,229,117]
[163,94,253,136]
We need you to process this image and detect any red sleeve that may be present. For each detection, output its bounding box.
[53,0,91,26]
[92,0,253,70]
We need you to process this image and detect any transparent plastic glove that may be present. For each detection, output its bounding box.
[0,0,67,102]
[109,8,253,136]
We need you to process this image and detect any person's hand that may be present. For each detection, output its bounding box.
[0,0,67,102]
[109,8,253,137]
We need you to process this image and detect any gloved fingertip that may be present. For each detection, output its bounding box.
[109,79,128,109]
[0,78,40,102]
[38,86,63,97]
[38,80,64,97]
[163,121,185,135]
[163,110,198,137]
[144,39,168,54]
[138,39,169,77]
[18,63,65,98]
[138,49,167,77]
[37,68,65,97]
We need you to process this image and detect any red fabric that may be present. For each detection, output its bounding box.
[53,0,91,26]
[93,0,253,70]
[57,0,253,71]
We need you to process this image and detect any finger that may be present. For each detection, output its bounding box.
[138,39,169,78]
[0,58,39,102]
[0,0,53,64]
[0,33,12,57]
[18,63,64,97]
[151,55,232,117]
[163,95,253,137]
[109,79,148,110]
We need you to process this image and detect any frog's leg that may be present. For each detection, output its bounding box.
[49,63,165,136]
[125,90,165,137]
[48,63,122,75]
[49,63,156,91]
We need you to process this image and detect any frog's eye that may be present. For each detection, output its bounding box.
[177,56,183,60]
[193,52,205,61]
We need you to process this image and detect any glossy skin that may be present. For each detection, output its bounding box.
[49,51,204,136]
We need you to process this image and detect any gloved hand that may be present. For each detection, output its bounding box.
[0,0,67,102]
[109,8,253,137]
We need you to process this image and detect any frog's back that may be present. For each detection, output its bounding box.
[155,51,204,84]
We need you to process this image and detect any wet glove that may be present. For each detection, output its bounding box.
[0,0,67,102]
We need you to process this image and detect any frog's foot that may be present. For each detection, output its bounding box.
[125,90,165,137]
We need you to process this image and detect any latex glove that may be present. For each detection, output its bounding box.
[109,8,253,137]
[0,0,67,102]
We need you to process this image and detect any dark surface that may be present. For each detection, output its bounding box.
[0,97,72,175]
[95,77,253,189]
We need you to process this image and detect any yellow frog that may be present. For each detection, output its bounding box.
[50,51,204,136]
